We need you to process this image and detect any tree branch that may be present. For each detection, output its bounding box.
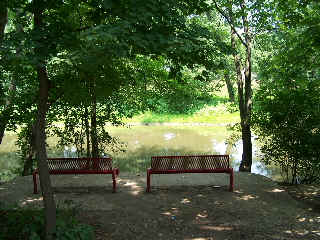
[212,0,248,49]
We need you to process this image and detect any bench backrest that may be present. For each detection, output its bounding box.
[151,155,230,170]
[47,158,113,171]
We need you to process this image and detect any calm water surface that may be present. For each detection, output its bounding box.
[104,125,280,179]
[0,125,281,181]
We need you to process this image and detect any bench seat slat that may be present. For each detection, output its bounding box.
[33,157,118,194]
[148,168,233,174]
[151,155,230,170]
[147,155,234,192]
[47,158,113,171]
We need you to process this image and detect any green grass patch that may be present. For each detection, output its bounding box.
[126,103,239,124]
[0,133,20,182]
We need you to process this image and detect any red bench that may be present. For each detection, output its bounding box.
[146,155,234,192]
[33,157,119,194]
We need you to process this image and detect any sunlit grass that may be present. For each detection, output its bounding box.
[0,133,20,182]
[126,106,239,125]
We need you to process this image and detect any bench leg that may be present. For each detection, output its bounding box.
[33,172,38,194]
[112,171,116,193]
[146,170,151,193]
[229,169,234,192]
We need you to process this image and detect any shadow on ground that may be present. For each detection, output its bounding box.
[0,173,319,240]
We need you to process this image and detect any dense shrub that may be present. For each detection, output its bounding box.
[0,206,94,240]
[253,85,320,184]
[253,28,320,184]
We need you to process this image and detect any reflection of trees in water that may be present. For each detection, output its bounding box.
[112,145,214,173]
[224,140,274,178]
[106,126,280,179]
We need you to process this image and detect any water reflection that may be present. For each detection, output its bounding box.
[212,137,270,177]
[230,139,270,177]
[61,125,274,178]
[164,133,176,141]
[63,146,77,158]
[212,139,227,155]
[108,125,275,178]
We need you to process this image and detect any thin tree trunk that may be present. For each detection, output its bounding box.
[231,26,252,172]
[22,124,36,176]
[0,6,7,40]
[34,3,57,239]
[292,159,298,184]
[35,64,57,240]
[0,6,8,144]
[224,71,235,102]
[0,111,8,144]
[23,153,35,175]
[85,106,91,157]
[239,0,252,172]
[91,94,99,158]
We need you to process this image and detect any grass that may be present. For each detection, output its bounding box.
[125,102,240,124]
[0,132,20,182]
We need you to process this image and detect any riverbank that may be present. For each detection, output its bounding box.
[124,103,239,125]
[125,122,232,127]
[0,172,319,239]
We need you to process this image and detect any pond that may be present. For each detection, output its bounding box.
[101,124,280,180]
[0,125,282,181]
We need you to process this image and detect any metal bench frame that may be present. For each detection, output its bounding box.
[32,157,119,194]
[146,155,234,192]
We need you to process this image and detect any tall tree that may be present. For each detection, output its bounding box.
[33,1,56,238]
[212,0,273,171]
[212,0,253,171]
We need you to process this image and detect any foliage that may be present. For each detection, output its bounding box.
[0,206,94,240]
[51,103,126,157]
[225,122,242,147]
[253,0,320,184]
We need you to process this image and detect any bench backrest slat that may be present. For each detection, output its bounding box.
[47,158,113,171]
[151,155,230,170]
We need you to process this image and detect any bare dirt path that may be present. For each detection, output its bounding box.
[0,172,319,240]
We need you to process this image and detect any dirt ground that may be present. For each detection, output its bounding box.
[0,172,320,240]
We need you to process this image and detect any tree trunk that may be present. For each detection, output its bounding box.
[34,3,57,239]
[0,6,7,40]
[22,124,36,176]
[35,64,57,240]
[230,26,252,172]
[91,95,99,158]
[224,71,235,102]
[0,111,8,144]
[238,0,253,172]
[239,122,252,172]
[85,106,91,157]
[23,153,35,176]
[0,6,8,144]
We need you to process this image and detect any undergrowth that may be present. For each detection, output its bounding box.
[0,202,94,240]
